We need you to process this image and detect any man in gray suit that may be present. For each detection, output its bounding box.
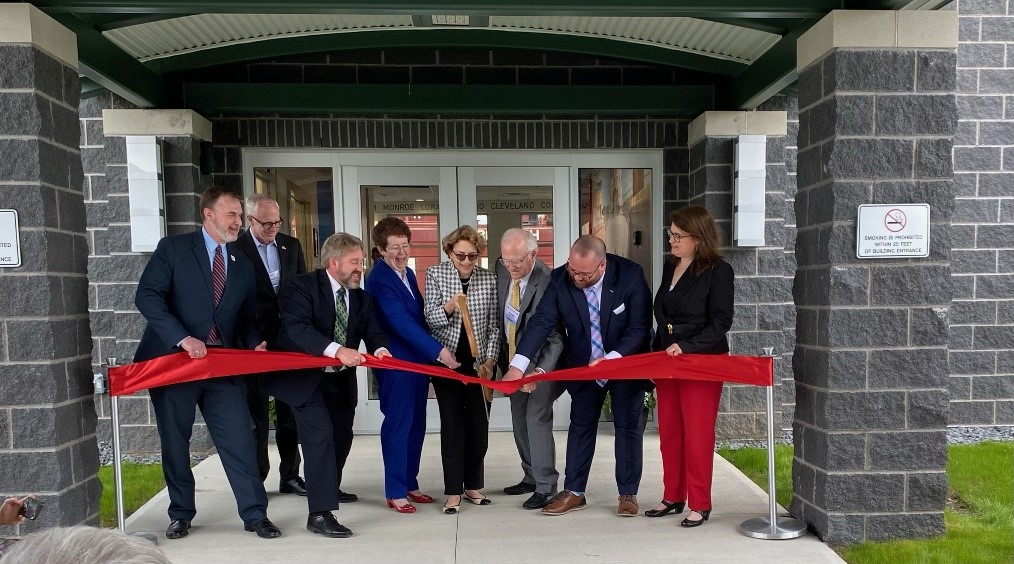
[496,228,565,510]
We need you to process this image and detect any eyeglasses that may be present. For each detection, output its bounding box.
[499,253,534,267]
[566,262,602,280]
[453,252,480,262]
[250,216,283,229]
[385,243,411,254]
[665,229,694,243]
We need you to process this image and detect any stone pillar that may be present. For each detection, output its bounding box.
[93,109,215,453]
[686,110,790,439]
[792,10,957,543]
[0,4,99,527]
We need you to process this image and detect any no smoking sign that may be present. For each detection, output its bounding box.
[856,204,930,258]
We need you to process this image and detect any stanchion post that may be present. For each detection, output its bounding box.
[102,358,159,545]
[738,348,807,540]
[105,357,127,532]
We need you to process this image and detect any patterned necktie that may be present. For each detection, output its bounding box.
[507,279,522,360]
[585,285,607,387]
[207,245,225,343]
[334,287,348,346]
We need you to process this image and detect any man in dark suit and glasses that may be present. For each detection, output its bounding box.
[495,228,565,510]
[237,194,315,499]
[269,233,391,538]
[134,186,281,540]
[503,235,652,518]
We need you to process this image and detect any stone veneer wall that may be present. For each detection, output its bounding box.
[949,0,1014,426]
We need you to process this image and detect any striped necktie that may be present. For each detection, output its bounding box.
[507,279,521,360]
[207,245,225,343]
[584,285,607,387]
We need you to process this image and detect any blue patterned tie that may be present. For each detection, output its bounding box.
[585,286,607,387]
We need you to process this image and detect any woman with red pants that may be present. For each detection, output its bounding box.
[646,205,734,527]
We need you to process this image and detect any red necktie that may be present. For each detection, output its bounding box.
[207,245,225,343]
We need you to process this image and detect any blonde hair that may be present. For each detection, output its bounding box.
[441,225,487,255]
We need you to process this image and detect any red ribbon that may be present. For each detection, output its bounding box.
[108,349,772,397]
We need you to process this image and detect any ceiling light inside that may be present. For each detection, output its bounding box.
[431,15,470,26]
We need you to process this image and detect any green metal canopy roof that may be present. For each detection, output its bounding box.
[25,0,950,115]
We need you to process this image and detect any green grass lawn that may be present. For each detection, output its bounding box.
[98,463,167,528]
[720,441,1014,564]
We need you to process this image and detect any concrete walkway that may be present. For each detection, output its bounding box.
[126,430,844,563]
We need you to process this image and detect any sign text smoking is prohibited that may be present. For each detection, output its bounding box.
[856,204,930,259]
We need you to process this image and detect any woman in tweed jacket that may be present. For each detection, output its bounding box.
[424,225,500,514]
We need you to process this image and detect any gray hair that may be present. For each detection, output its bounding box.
[500,228,537,253]
[321,232,364,264]
[245,193,279,216]
[571,234,606,260]
[3,525,172,564]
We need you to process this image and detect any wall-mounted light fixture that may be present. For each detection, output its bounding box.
[732,135,766,247]
[125,136,165,253]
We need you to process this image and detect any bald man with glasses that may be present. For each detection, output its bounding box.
[237,194,316,499]
[495,228,565,510]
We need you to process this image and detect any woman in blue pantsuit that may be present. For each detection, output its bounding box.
[365,218,461,513]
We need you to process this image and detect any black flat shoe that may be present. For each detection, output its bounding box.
[245,518,282,538]
[166,519,190,539]
[680,509,711,527]
[307,512,352,538]
[644,499,685,518]
[337,489,359,503]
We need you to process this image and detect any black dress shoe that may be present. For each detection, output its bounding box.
[337,489,359,503]
[307,512,353,538]
[279,477,308,496]
[503,481,537,496]
[244,518,282,538]
[522,492,555,510]
[166,519,190,539]
[644,499,685,518]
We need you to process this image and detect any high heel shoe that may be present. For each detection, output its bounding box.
[644,499,685,518]
[386,499,417,513]
[463,492,491,506]
[443,497,460,515]
[680,509,711,527]
[406,491,434,504]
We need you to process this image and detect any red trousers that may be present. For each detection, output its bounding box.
[655,378,724,510]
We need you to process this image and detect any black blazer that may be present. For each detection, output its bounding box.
[134,230,260,362]
[270,269,388,406]
[236,230,307,346]
[652,258,734,354]
[516,253,651,369]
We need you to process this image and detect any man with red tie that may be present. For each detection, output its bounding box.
[134,186,281,540]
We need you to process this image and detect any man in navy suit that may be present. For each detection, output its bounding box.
[237,194,309,498]
[503,235,651,517]
[268,233,391,538]
[134,186,281,540]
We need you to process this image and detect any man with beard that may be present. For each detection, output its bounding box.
[269,233,390,537]
[134,186,280,540]
[502,235,651,518]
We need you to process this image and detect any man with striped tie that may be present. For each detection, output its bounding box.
[502,235,651,517]
[495,228,565,510]
[134,186,279,540]
[269,233,390,538]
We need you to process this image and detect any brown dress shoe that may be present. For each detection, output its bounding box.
[617,494,638,517]
[541,491,587,516]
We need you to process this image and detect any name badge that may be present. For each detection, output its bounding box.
[505,305,520,325]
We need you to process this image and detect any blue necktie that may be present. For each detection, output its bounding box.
[585,286,607,387]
